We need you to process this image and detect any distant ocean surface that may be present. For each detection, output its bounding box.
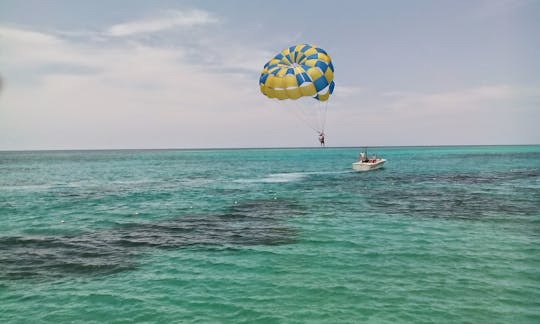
[1,146,539,323]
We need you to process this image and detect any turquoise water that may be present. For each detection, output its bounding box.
[1,146,539,323]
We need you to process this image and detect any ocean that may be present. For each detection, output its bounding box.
[1,146,539,323]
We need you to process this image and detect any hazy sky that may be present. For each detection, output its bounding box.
[1,0,539,150]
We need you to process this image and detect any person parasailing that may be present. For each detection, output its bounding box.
[319,132,325,147]
[259,44,335,147]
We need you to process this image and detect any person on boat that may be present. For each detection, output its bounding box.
[360,152,366,162]
[318,132,325,147]
[371,153,377,163]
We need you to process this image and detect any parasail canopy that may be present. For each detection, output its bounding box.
[259,44,335,102]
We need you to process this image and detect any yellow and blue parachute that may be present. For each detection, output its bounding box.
[259,44,335,102]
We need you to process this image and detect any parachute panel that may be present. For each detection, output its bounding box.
[300,83,316,97]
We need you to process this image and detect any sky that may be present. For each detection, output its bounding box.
[0,0,539,150]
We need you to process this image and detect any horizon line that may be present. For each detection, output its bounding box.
[1,143,538,153]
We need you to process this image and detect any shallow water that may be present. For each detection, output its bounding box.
[1,146,539,322]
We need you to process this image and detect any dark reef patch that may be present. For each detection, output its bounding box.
[365,169,539,219]
[0,199,302,281]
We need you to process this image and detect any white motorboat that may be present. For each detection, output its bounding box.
[352,149,386,171]
[352,158,386,171]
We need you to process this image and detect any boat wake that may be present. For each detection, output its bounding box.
[237,171,348,184]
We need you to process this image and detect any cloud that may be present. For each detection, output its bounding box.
[326,84,540,146]
[0,26,99,69]
[470,0,530,20]
[0,26,254,108]
[0,25,60,44]
[107,9,219,37]
[333,85,368,97]
[0,20,283,149]
[384,85,540,114]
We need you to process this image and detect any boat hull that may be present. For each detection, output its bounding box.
[352,159,386,171]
